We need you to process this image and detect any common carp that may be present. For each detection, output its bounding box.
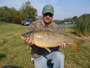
[21,31,83,52]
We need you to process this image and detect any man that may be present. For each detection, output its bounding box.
[25,5,66,68]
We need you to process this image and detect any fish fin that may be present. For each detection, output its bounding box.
[68,43,80,52]
[73,44,80,52]
[72,44,80,52]
[45,48,51,53]
[72,39,84,52]
[21,31,34,36]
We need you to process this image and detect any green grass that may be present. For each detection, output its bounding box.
[0,21,90,68]
[0,21,34,68]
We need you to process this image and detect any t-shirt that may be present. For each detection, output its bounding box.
[28,19,60,58]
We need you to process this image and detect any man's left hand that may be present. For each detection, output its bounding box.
[58,43,66,47]
[53,43,66,50]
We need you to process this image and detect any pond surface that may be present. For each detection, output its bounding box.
[58,24,76,28]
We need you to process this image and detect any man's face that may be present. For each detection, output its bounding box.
[42,13,53,24]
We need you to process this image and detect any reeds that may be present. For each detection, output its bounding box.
[75,17,89,36]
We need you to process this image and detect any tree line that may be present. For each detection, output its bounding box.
[53,14,90,36]
[53,14,90,24]
[0,0,37,24]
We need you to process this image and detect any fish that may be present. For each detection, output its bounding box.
[21,31,84,52]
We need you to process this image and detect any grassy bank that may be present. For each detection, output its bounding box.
[0,21,90,68]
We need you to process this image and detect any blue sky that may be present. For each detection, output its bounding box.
[0,0,90,20]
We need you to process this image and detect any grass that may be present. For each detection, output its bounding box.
[0,21,34,68]
[0,21,90,68]
[75,18,90,36]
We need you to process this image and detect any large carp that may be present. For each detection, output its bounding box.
[21,31,83,52]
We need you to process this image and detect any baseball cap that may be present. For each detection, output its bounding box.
[42,5,54,14]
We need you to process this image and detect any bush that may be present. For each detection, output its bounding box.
[75,14,90,36]
[12,15,26,24]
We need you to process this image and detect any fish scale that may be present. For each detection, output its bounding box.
[21,31,84,52]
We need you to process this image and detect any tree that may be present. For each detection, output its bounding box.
[12,15,26,24]
[0,6,25,23]
[19,0,37,20]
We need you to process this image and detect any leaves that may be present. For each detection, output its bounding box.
[0,0,37,24]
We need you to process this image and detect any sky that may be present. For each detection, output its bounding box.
[0,0,90,20]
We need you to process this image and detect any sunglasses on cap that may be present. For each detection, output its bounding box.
[44,13,53,17]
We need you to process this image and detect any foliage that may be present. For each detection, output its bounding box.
[0,0,37,24]
[0,6,21,22]
[12,15,26,24]
[19,0,37,20]
[71,16,78,23]
[54,14,90,36]
[75,14,90,36]
[53,20,63,24]
[54,16,78,24]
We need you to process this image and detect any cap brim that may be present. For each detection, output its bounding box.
[43,10,53,14]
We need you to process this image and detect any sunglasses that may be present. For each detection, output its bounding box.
[44,13,53,17]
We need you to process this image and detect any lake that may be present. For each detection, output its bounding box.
[58,24,76,28]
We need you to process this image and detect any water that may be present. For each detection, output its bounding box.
[58,24,76,28]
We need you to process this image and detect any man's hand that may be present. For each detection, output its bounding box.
[58,43,66,47]
[24,38,34,46]
[53,43,66,50]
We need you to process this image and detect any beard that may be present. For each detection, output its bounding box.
[43,17,52,24]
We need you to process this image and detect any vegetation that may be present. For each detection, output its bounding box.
[53,16,78,24]
[53,20,64,24]
[0,0,37,24]
[75,14,90,36]
[54,14,90,36]
[20,0,37,20]
[0,21,34,68]
[0,21,90,68]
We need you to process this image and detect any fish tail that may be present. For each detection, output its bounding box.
[68,43,80,52]
[68,39,85,52]
[72,44,80,52]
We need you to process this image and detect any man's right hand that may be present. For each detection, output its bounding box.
[24,38,34,46]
